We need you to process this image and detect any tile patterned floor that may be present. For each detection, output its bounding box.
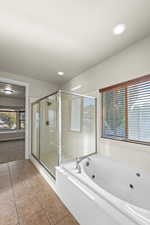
[0,160,79,225]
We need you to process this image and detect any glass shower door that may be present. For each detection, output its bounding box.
[39,94,58,176]
[31,90,97,177]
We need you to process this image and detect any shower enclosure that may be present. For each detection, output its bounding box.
[31,90,97,178]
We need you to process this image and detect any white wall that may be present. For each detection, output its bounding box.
[0,71,59,158]
[0,71,59,102]
[62,35,150,172]
[0,96,25,108]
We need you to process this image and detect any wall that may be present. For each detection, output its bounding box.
[0,96,25,108]
[0,71,59,102]
[62,35,150,172]
[0,71,59,158]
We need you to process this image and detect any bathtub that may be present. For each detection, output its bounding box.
[56,155,150,225]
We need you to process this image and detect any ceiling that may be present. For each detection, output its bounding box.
[0,0,150,85]
[0,83,25,98]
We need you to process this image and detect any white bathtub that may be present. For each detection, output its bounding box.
[56,155,150,225]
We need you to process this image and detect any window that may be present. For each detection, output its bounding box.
[102,88,125,138]
[70,97,81,132]
[0,111,17,130]
[100,75,150,144]
[0,110,25,131]
[19,111,25,129]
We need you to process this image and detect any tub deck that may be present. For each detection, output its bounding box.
[56,157,150,225]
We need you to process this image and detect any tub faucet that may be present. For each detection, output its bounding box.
[75,155,92,173]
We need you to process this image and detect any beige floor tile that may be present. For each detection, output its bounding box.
[16,196,42,219]
[0,174,11,188]
[37,190,60,209]
[0,201,18,225]
[0,160,79,225]
[0,188,14,203]
[45,200,70,225]
[19,210,50,225]
[57,215,79,225]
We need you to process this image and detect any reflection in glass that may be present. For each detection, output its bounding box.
[61,93,96,163]
[32,103,40,159]
[39,94,58,176]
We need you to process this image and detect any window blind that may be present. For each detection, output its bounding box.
[100,74,150,145]
[128,81,150,142]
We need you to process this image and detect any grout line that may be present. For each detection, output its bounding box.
[6,160,78,225]
[30,171,69,225]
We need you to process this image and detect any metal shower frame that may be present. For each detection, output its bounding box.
[31,90,97,179]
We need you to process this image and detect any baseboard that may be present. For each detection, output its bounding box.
[0,138,25,142]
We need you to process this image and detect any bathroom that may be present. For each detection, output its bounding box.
[0,1,150,225]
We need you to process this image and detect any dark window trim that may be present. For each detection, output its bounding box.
[19,111,25,129]
[99,74,150,92]
[100,74,150,146]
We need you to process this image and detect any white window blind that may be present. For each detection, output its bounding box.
[128,81,150,142]
[101,75,150,145]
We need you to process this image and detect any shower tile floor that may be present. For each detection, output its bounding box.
[0,160,79,225]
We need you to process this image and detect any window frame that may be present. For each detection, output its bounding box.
[19,111,25,129]
[100,74,150,146]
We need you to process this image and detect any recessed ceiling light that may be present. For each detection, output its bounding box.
[71,85,82,91]
[57,71,64,76]
[113,24,126,35]
[4,90,13,95]
[2,86,14,95]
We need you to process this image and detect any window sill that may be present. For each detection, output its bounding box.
[101,136,150,146]
[0,129,25,134]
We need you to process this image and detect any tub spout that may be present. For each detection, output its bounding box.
[75,158,81,173]
[75,155,92,173]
